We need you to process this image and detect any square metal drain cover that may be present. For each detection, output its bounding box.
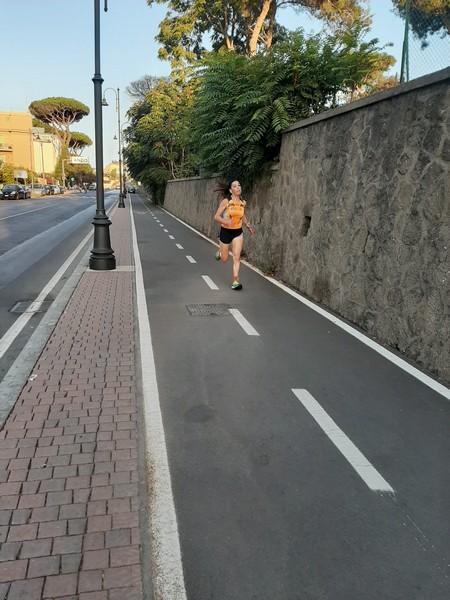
[9,300,53,314]
[186,303,231,317]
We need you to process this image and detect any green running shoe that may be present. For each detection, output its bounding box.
[231,280,242,290]
[215,251,221,261]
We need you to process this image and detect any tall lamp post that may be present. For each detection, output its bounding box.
[89,0,115,271]
[120,121,131,201]
[102,87,125,208]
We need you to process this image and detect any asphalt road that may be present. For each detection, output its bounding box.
[131,194,450,600]
[0,190,116,382]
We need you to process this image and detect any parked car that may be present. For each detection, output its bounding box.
[30,183,46,197]
[20,185,31,199]
[59,186,66,194]
[50,185,61,195]
[0,184,23,199]
[127,186,136,193]
[88,183,96,190]
[45,184,54,195]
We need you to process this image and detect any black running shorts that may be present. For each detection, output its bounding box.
[219,227,243,244]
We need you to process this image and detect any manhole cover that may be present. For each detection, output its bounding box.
[9,300,53,314]
[185,303,231,317]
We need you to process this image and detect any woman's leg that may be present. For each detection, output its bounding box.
[219,241,230,262]
[231,234,243,278]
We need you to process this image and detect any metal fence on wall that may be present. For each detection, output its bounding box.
[400,1,450,82]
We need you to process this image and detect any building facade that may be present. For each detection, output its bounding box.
[0,112,61,180]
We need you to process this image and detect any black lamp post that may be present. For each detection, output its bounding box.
[89,0,116,271]
[102,87,125,208]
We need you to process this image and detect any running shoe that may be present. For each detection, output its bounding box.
[231,280,242,290]
[215,251,221,261]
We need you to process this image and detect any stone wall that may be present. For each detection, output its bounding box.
[163,68,450,386]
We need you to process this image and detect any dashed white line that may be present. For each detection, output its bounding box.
[202,276,218,290]
[186,255,196,263]
[176,244,184,250]
[229,309,259,336]
[159,224,164,227]
[164,229,169,232]
[169,235,175,240]
[292,389,394,493]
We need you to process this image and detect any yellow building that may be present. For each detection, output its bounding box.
[0,112,61,179]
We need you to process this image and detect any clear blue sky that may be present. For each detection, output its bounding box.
[0,1,411,167]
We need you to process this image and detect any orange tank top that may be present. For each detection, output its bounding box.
[222,199,245,230]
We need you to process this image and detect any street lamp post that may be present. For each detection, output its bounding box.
[102,87,125,208]
[120,121,131,202]
[89,0,116,271]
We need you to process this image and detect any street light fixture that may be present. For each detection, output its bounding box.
[89,0,116,271]
[102,86,125,208]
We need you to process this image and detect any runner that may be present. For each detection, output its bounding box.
[214,180,253,290]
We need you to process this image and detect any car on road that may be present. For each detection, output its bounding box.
[49,185,60,195]
[0,184,24,199]
[30,183,46,197]
[20,185,31,198]
[88,183,96,190]
[127,186,136,193]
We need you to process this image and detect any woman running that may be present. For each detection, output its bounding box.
[214,180,253,290]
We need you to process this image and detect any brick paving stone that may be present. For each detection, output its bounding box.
[43,573,77,597]
[27,555,60,578]
[7,577,44,600]
[0,559,28,582]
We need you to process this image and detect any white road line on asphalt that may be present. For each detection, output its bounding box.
[0,202,62,221]
[229,309,259,336]
[202,275,219,290]
[176,243,183,249]
[186,255,196,263]
[159,223,164,227]
[130,206,188,600]
[0,228,94,361]
[169,235,175,240]
[292,389,394,493]
[164,229,169,232]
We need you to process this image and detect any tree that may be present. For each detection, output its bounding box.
[69,132,93,155]
[392,0,450,40]
[123,77,198,203]
[147,0,369,61]
[190,27,393,184]
[28,97,90,152]
[126,75,161,100]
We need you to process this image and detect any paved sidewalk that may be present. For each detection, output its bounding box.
[0,206,145,599]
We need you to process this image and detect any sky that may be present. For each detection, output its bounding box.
[0,0,445,168]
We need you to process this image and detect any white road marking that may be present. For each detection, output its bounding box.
[186,255,196,263]
[0,228,94,361]
[164,229,169,232]
[292,389,394,493]
[169,235,175,240]
[159,224,164,227]
[202,276,218,290]
[176,243,183,249]
[130,206,187,600]
[0,202,62,221]
[229,309,259,336]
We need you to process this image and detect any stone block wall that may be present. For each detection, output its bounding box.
[163,68,450,386]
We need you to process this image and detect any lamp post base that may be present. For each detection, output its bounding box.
[89,214,116,270]
[118,192,125,208]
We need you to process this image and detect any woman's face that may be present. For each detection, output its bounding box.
[230,181,241,196]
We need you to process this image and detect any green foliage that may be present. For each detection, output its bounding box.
[392,0,450,39]
[69,132,93,154]
[123,77,199,203]
[29,97,90,150]
[190,27,393,185]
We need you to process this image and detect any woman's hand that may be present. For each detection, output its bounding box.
[246,223,254,235]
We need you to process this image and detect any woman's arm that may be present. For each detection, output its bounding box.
[214,199,232,226]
